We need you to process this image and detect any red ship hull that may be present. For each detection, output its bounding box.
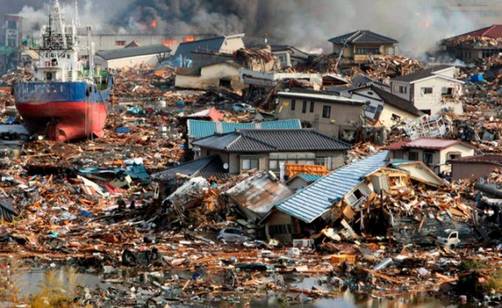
[16,101,107,142]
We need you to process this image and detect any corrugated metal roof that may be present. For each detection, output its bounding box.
[188,119,302,139]
[296,173,323,183]
[96,45,171,60]
[276,151,389,223]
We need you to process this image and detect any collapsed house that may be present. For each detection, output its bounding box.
[349,84,423,128]
[450,155,502,181]
[442,24,502,62]
[387,138,476,175]
[175,61,245,91]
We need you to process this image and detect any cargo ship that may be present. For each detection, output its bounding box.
[14,0,112,142]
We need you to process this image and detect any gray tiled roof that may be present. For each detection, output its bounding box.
[329,30,398,45]
[392,65,453,82]
[96,45,171,60]
[151,155,225,182]
[192,129,350,153]
[174,36,226,59]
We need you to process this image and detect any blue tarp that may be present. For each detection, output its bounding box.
[470,73,485,83]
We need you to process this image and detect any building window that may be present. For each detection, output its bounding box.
[422,87,433,94]
[441,87,453,96]
[302,100,307,113]
[269,160,278,170]
[115,40,126,46]
[322,105,331,118]
[420,109,431,115]
[399,86,408,94]
[447,152,461,161]
[355,47,380,55]
[423,151,434,165]
[290,99,296,111]
[408,151,419,161]
[241,157,259,170]
[310,101,315,113]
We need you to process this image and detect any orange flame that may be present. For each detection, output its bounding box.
[162,38,178,48]
[183,35,195,42]
[150,19,158,29]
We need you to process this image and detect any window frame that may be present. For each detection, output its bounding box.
[322,105,331,119]
[290,99,296,111]
[422,87,433,95]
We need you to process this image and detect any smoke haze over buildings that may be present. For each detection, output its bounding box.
[3,0,500,56]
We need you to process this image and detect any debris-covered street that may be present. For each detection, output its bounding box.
[0,0,501,307]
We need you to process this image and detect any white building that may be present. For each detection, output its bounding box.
[390,65,464,115]
[95,45,171,69]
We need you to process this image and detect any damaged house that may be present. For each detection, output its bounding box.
[390,65,464,115]
[387,138,476,175]
[95,45,172,69]
[442,24,502,62]
[275,89,365,141]
[450,155,502,181]
[170,34,245,68]
[268,151,390,243]
[192,129,350,175]
[270,45,310,69]
[175,60,245,91]
[349,84,423,128]
[328,30,398,64]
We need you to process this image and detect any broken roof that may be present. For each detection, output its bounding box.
[192,129,350,153]
[276,151,389,223]
[174,34,244,58]
[276,90,365,105]
[390,160,446,187]
[329,30,398,45]
[96,45,171,60]
[392,65,460,83]
[387,138,476,151]
[225,172,293,219]
[187,119,302,140]
[369,86,422,116]
[447,24,502,40]
[151,155,225,182]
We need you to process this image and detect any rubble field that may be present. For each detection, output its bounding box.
[0,53,501,307]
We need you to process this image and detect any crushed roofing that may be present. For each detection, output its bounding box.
[192,129,351,153]
[96,45,171,60]
[276,151,389,223]
[151,155,225,181]
[276,90,365,105]
[447,24,502,40]
[188,119,302,140]
[329,30,398,45]
[392,65,454,82]
[369,86,422,116]
[387,138,475,151]
[295,173,323,183]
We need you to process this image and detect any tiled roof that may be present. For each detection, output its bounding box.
[276,151,389,223]
[449,24,502,40]
[187,119,302,140]
[329,30,398,45]
[276,90,364,105]
[370,86,422,116]
[392,65,453,82]
[192,129,350,153]
[96,45,171,60]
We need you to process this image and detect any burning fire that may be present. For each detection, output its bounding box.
[162,39,178,48]
[150,19,158,29]
[183,35,195,42]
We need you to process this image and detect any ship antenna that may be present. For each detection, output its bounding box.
[74,0,80,27]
